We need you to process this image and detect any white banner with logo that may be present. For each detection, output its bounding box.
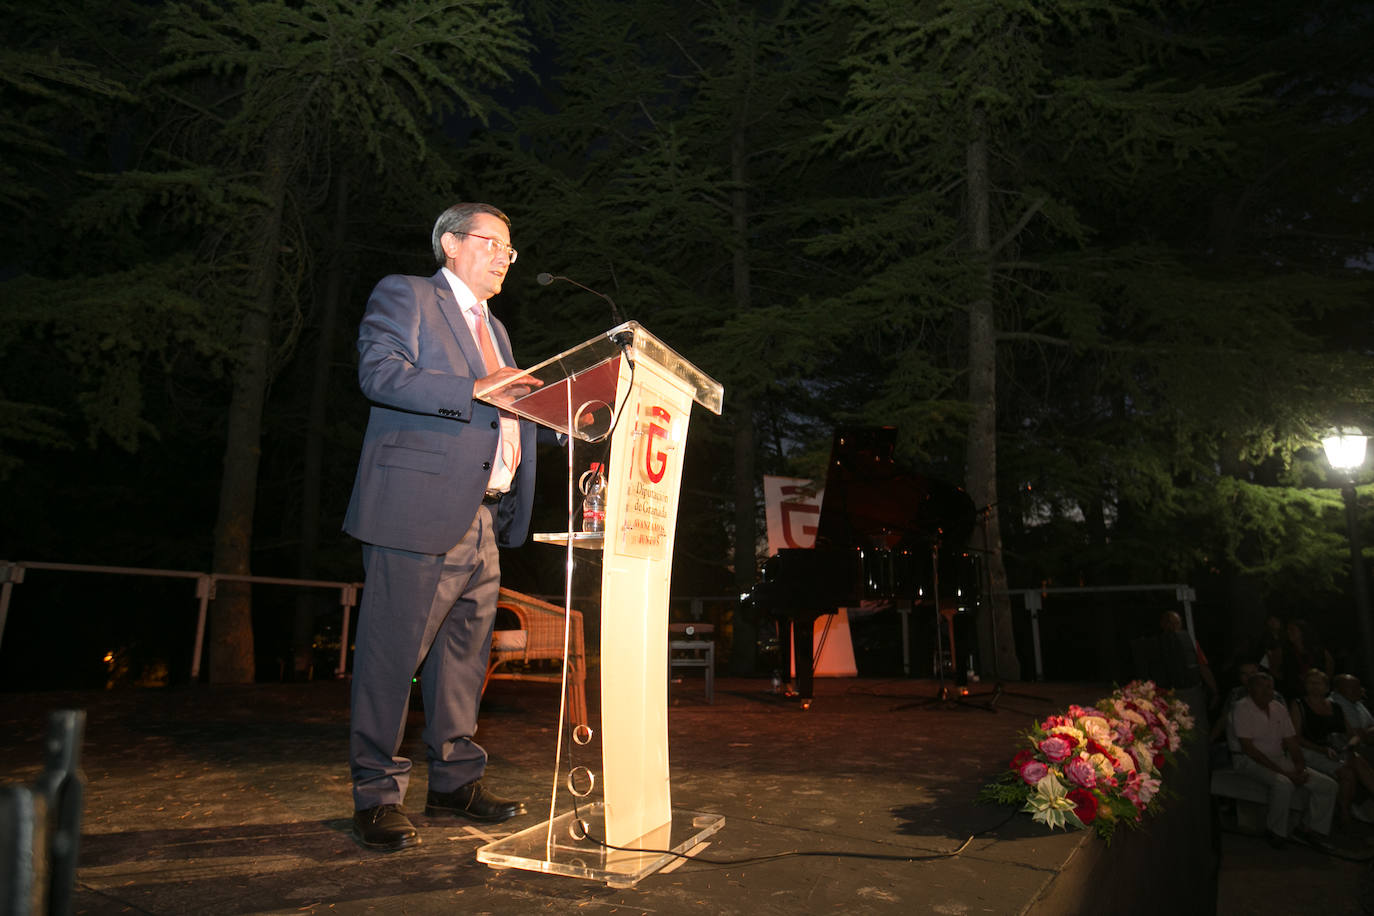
[763,476,822,552]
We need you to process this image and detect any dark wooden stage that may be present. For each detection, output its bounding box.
[2,676,1370,915]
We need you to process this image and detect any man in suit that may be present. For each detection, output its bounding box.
[343,202,538,851]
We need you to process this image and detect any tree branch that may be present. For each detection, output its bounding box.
[989,196,1047,257]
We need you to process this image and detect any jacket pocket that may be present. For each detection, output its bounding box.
[377,443,444,475]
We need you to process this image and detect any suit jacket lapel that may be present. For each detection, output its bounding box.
[430,271,485,376]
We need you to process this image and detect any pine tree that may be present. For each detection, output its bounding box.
[825,0,1284,678]
[142,0,533,681]
[478,0,854,668]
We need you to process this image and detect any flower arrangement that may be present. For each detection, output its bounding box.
[979,680,1194,843]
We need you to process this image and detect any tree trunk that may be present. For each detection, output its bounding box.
[290,167,350,680]
[208,131,292,684]
[728,126,760,675]
[730,400,759,675]
[964,118,1021,681]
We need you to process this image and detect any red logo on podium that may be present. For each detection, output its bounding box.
[642,405,671,483]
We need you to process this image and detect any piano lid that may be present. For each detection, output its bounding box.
[813,427,976,551]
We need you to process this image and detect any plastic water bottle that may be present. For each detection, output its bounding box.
[580,463,605,533]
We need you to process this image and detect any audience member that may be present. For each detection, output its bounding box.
[1330,673,1374,822]
[1274,619,1334,703]
[1210,661,1259,770]
[1231,670,1338,848]
[1332,674,1374,745]
[1289,668,1374,826]
[1159,610,1219,706]
[1211,661,1259,744]
[1256,614,1285,674]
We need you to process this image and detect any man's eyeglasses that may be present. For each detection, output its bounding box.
[456,232,518,264]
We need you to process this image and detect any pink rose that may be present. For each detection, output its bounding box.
[1039,735,1074,762]
[1064,755,1097,789]
[1018,760,1049,786]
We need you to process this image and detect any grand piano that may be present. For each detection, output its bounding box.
[743,427,981,706]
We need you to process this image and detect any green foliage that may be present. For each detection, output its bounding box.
[0,258,224,455]
[151,0,532,169]
[817,0,1374,622]
[3,0,1372,677]
[0,35,136,222]
[1188,478,1350,586]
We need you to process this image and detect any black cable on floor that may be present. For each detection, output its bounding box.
[569,806,1021,868]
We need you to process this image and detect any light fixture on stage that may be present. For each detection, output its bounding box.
[1321,427,1374,683]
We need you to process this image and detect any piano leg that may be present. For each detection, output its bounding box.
[941,608,969,687]
[791,612,824,710]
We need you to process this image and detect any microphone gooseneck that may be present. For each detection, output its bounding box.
[537,271,626,327]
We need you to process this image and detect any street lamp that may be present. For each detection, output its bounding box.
[1322,428,1374,683]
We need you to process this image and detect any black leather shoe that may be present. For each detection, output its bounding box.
[425,780,527,823]
[352,804,419,851]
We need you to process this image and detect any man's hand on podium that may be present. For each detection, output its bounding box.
[480,365,542,399]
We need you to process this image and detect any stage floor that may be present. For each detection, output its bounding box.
[2,676,1371,915]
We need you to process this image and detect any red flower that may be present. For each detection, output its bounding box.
[1067,788,1098,825]
[1010,749,1035,771]
[1153,753,1166,770]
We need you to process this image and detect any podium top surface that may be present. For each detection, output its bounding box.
[475,322,724,441]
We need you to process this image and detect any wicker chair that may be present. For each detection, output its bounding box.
[483,587,588,726]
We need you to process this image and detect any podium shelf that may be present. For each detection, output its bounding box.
[533,531,605,549]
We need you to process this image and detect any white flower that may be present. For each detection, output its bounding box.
[1087,752,1116,781]
[1023,771,1080,831]
[1079,716,1112,743]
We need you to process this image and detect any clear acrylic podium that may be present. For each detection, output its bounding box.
[473,322,725,887]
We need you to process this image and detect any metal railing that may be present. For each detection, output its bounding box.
[1,559,1196,685]
[0,561,361,680]
[1004,583,1197,681]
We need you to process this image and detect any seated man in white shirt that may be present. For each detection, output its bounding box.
[1232,670,1339,848]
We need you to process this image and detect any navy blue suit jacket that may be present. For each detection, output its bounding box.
[343,271,536,553]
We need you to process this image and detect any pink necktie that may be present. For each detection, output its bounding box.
[472,307,520,474]
[474,310,501,374]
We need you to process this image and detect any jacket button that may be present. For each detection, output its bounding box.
[491,421,498,429]
[482,461,492,470]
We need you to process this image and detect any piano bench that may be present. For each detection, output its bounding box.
[668,634,715,704]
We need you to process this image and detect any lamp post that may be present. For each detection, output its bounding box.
[1322,428,1374,683]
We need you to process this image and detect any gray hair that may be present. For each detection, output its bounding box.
[430,203,511,265]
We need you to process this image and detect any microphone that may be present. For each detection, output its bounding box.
[537,272,627,327]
